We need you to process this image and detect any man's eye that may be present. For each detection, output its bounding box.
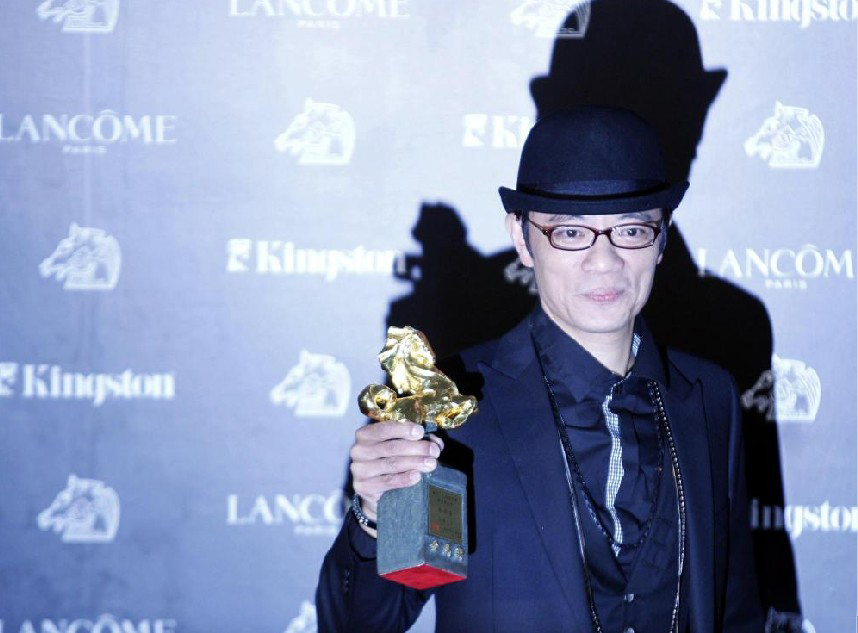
[617,226,647,237]
[561,228,583,238]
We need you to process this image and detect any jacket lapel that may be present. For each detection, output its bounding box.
[661,369,715,633]
[480,320,591,627]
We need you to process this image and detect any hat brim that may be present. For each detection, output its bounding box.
[498,181,689,215]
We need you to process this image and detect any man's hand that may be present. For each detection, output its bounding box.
[350,420,443,537]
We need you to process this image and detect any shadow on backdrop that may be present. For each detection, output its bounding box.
[387,202,536,360]
[383,0,800,620]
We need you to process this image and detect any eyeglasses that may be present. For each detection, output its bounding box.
[526,219,663,251]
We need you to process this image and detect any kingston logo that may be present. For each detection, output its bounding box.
[0,363,17,396]
[751,498,858,539]
[0,363,175,406]
[226,239,404,280]
[462,114,532,149]
[700,0,857,26]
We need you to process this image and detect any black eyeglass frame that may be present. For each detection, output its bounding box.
[526,219,663,251]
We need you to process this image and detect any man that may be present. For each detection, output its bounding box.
[316,106,764,633]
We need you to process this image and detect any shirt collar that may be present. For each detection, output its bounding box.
[529,305,667,401]
[628,315,668,386]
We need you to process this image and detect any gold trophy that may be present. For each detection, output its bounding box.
[359,326,478,589]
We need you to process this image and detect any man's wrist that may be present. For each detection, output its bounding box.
[350,494,378,532]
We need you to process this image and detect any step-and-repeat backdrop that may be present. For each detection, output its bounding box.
[1,1,855,631]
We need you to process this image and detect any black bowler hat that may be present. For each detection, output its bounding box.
[499,106,688,215]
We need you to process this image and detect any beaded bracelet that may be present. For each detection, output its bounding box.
[350,495,378,531]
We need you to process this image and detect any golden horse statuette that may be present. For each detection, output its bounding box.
[358,326,478,589]
[358,326,478,433]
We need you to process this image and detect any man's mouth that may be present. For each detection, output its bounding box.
[582,288,626,303]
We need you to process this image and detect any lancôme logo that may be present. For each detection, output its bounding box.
[270,351,351,417]
[0,112,177,154]
[37,0,120,33]
[744,102,824,169]
[742,355,821,422]
[229,0,410,29]
[227,491,346,536]
[510,0,592,38]
[40,223,121,291]
[275,99,355,165]
[38,475,120,543]
[1,615,177,633]
[694,245,853,290]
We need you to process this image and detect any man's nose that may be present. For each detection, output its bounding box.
[581,232,623,271]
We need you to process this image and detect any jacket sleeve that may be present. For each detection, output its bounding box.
[315,512,432,633]
[722,377,766,633]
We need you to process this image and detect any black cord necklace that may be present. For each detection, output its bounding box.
[529,323,687,633]
[547,372,665,553]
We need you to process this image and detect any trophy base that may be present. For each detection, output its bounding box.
[377,464,468,589]
[381,564,466,590]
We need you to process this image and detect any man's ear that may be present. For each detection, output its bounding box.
[505,213,534,268]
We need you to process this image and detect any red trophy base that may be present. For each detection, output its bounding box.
[381,564,467,590]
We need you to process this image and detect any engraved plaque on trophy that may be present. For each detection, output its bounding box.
[358,326,478,589]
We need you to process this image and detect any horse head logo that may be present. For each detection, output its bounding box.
[510,0,591,39]
[503,257,539,295]
[765,608,816,633]
[39,223,121,290]
[37,0,120,33]
[284,601,318,633]
[274,99,356,165]
[741,355,821,422]
[270,351,351,417]
[37,475,120,543]
[744,102,824,169]
[771,354,821,422]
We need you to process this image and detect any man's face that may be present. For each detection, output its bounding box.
[506,209,663,343]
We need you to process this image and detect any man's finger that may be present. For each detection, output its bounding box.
[352,455,437,481]
[427,433,445,451]
[355,470,422,502]
[355,420,423,444]
[351,438,440,462]
[351,437,440,462]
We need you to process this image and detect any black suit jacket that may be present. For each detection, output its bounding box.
[317,318,764,633]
